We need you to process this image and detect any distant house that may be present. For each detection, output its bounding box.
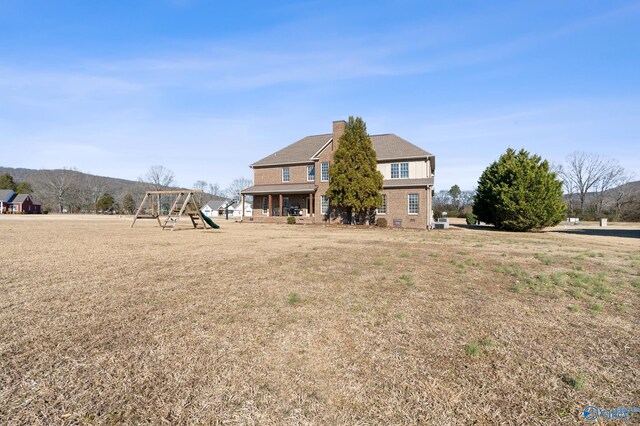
[0,190,42,214]
[201,199,227,217]
[201,199,252,218]
[0,190,13,213]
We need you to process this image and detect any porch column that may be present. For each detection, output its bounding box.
[279,194,283,216]
[268,194,272,217]
[309,193,314,216]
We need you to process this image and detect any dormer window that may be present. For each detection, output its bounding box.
[282,167,290,182]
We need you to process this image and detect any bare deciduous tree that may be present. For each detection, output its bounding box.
[208,182,223,197]
[43,168,76,213]
[225,177,252,202]
[560,152,613,211]
[141,165,175,190]
[593,159,626,213]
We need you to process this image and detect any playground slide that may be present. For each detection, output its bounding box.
[199,210,221,229]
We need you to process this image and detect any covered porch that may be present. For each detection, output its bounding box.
[241,183,317,223]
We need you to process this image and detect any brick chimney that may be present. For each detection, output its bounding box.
[332,120,346,151]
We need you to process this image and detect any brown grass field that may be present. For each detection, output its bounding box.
[0,215,638,424]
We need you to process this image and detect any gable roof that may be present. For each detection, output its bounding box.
[251,133,433,168]
[0,189,15,202]
[10,194,33,204]
[252,134,331,167]
[204,199,237,210]
[204,199,227,210]
[371,134,432,161]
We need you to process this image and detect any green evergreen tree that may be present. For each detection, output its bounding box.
[16,181,34,194]
[326,116,384,223]
[96,193,115,212]
[122,193,136,214]
[0,173,17,191]
[473,148,566,231]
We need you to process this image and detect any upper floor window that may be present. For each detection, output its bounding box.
[408,193,419,214]
[282,167,290,182]
[377,194,387,215]
[321,162,329,182]
[391,162,409,179]
[400,162,409,178]
[307,165,315,181]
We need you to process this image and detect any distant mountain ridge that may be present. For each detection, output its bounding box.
[0,166,226,212]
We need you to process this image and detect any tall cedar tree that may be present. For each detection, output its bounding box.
[0,173,17,191]
[473,148,565,231]
[326,116,383,223]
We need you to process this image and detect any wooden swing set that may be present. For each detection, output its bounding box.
[130,190,214,231]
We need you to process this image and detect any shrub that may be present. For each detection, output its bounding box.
[473,148,565,231]
[466,212,476,225]
[376,217,387,227]
[287,216,296,225]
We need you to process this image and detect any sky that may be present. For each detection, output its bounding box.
[0,0,639,191]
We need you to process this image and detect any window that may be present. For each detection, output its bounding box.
[400,162,409,178]
[408,194,419,214]
[307,165,315,181]
[262,197,268,214]
[321,162,329,182]
[321,195,329,214]
[377,194,387,215]
[391,163,399,179]
[391,162,409,179]
[282,167,290,182]
[283,197,289,210]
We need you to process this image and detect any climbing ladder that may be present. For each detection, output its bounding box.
[131,190,212,231]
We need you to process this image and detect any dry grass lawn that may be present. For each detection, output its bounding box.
[1,215,638,424]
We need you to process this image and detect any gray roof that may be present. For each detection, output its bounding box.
[251,134,331,167]
[251,133,433,168]
[242,183,317,195]
[204,199,227,210]
[372,134,432,162]
[383,178,434,188]
[10,194,30,203]
[0,189,15,201]
[204,199,237,210]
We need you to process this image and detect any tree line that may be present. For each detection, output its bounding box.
[0,165,252,214]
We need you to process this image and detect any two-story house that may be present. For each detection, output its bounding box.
[241,120,435,229]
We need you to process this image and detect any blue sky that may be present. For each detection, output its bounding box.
[1,0,638,191]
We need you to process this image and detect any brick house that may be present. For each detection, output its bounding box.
[0,190,42,214]
[241,120,435,229]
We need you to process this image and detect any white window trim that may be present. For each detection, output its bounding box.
[282,167,290,182]
[321,162,329,182]
[391,163,399,179]
[390,162,409,179]
[321,195,329,214]
[408,193,419,215]
[400,162,409,179]
[307,165,315,182]
[377,194,387,215]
